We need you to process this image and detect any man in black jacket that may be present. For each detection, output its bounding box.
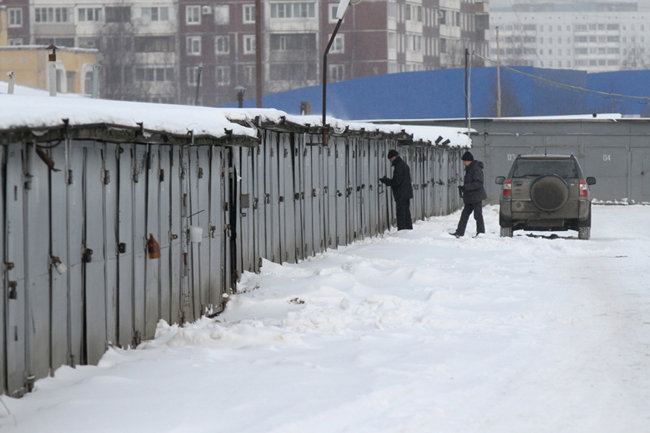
[451,151,487,237]
[380,149,413,230]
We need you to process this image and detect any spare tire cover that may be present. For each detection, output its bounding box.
[530,174,569,211]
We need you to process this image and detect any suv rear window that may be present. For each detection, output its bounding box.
[511,160,579,178]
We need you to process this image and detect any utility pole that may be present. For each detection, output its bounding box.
[464,48,471,134]
[496,26,502,118]
[255,0,263,107]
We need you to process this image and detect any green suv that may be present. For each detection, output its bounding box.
[495,155,596,239]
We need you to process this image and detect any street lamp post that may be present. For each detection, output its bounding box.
[235,85,246,108]
[322,0,359,145]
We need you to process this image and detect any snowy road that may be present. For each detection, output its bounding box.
[2,205,649,433]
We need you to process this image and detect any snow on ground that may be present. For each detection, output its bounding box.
[1,205,649,433]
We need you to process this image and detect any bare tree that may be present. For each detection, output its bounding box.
[98,5,143,100]
[621,45,650,70]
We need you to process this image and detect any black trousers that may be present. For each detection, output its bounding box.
[456,201,485,235]
[396,199,413,230]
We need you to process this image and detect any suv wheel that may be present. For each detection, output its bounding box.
[578,204,592,240]
[530,174,569,212]
[500,226,513,237]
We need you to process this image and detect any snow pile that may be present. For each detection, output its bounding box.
[593,198,650,205]
[222,109,471,147]
[0,94,259,140]
[1,92,469,148]
[2,205,647,433]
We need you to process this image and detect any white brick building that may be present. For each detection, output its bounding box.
[490,1,650,72]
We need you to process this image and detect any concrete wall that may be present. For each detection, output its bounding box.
[0,46,98,93]
[391,117,650,204]
[0,121,465,397]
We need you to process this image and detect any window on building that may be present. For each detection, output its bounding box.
[241,65,254,84]
[388,32,396,50]
[187,66,200,85]
[243,4,255,23]
[270,2,315,19]
[136,67,175,82]
[388,3,396,19]
[35,37,74,46]
[135,36,175,52]
[405,4,411,20]
[270,33,316,51]
[328,64,344,82]
[35,7,71,23]
[215,5,229,24]
[8,8,23,27]
[329,3,338,22]
[8,38,23,45]
[331,34,344,53]
[186,6,201,24]
[139,7,169,21]
[78,38,99,48]
[84,71,93,95]
[105,7,130,23]
[65,71,75,93]
[187,36,201,55]
[270,63,316,81]
[215,35,230,54]
[216,66,231,85]
[78,8,103,22]
[243,35,256,54]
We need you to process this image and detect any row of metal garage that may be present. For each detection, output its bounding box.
[0,107,468,397]
[390,115,650,203]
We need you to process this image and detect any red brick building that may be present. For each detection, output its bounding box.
[2,0,30,46]
[178,0,489,107]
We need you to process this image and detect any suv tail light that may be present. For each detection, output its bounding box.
[579,179,588,197]
[503,178,512,197]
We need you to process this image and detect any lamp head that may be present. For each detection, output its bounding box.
[335,0,360,20]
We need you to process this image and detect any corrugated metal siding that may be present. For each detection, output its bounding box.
[0,124,464,397]
[392,118,650,203]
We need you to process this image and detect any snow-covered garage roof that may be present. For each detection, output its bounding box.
[0,89,470,148]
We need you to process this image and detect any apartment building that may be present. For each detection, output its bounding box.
[4,0,488,105]
[177,0,489,106]
[1,0,30,45]
[490,1,650,72]
[24,0,178,101]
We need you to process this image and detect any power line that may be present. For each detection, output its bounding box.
[474,52,650,102]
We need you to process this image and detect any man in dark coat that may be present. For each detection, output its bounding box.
[451,151,487,237]
[380,149,413,230]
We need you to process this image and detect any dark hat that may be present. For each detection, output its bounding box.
[387,149,399,159]
[461,151,474,161]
